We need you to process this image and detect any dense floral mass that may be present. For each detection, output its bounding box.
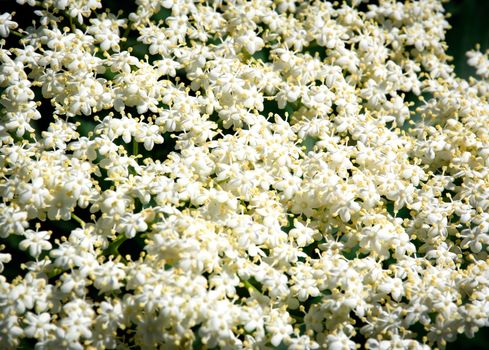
[0,0,488,349]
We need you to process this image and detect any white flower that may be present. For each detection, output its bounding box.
[0,204,29,238]
[19,229,52,258]
[117,212,148,238]
[266,309,294,347]
[87,14,125,52]
[0,13,18,38]
[0,251,11,273]
[93,260,126,292]
[236,30,264,55]
[377,276,404,302]
[466,49,489,78]
[2,0,489,349]
[325,333,357,350]
[23,312,55,340]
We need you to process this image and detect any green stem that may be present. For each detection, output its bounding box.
[242,279,261,293]
[68,14,87,32]
[119,25,132,51]
[133,139,138,155]
[71,213,85,227]
[46,267,63,280]
[69,16,76,32]
[103,234,128,257]
[122,25,131,39]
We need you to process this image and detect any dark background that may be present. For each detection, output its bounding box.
[445,0,489,79]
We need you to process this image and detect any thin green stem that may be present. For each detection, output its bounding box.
[122,24,131,39]
[68,15,87,32]
[69,16,76,32]
[103,234,128,257]
[133,139,139,155]
[71,213,86,227]
[120,25,132,51]
[242,279,261,294]
[11,30,24,38]
[47,267,63,279]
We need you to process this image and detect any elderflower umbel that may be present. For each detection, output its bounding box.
[0,0,488,349]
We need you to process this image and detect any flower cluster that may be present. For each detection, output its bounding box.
[1,0,488,349]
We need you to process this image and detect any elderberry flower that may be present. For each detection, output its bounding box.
[0,13,17,38]
[0,1,488,349]
[19,228,52,258]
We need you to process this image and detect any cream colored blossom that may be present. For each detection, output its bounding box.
[0,1,488,349]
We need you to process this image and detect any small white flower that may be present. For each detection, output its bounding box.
[117,212,148,238]
[0,13,18,38]
[23,312,55,340]
[0,251,11,273]
[19,229,52,258]
[0,204,29,238]
[93,260,126,292]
